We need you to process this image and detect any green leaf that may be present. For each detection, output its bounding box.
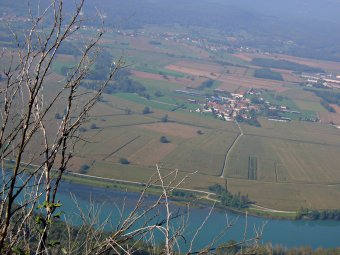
[61,248,68,254]
[35,216,43,224]
[53,211,65,219]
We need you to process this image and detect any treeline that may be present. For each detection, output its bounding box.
[171,190,194,199]
[254,68,284,81]
[81,78,147,96]
[0,28,80,56]
[252,58,325,74]
[306,89,340,107]
[208,184,250,209]
[60,49,115,79]
[198,79,215,90]
[64,48,150,98]
[56,41,81,56]
[320,100,336,113]
[149,40,162,45]
[86,49,115,80]
[296,208,340,221]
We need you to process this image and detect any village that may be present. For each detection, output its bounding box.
[191,88,302,125]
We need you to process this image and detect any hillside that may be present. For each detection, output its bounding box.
[2,0,340,61]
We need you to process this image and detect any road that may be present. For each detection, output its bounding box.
[250,204,295,214]
[68,171,215,196]
[220,121,244,178]
[3,158,215,197]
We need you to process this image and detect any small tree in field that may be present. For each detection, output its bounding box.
[142,106,151,114]
[161,114,168,122]
[160,136,170,143]
[79,164,90,174]
[119,158,130,164]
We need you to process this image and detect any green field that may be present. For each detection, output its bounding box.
[76,94,240,177]
[222,118,340,210]
[162,130,238,175]
[294,100,326,112]
[4,24,340,212]
[73,87,340,211]
[226,133,340,183]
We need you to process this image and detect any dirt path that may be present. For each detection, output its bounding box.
[74,172,214,194]
[150,99,177,106]
[220,121,243,178]
[251,204,296,214]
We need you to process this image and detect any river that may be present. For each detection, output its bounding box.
[56,180,340,251]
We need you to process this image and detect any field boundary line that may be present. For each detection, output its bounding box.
[220,121,243,178]
[102,135,141,161]
[150,99,177,106]
[105,121,160,128]
[245,132,340,149]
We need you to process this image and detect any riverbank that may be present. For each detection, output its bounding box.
[61,170,298,220]
[56,180,340,250]
[3,162,340,250]
[0,159,303,220]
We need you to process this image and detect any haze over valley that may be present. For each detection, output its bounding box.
[2,0,340,253]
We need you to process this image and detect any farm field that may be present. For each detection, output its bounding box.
[225,134,340,183]
[79,24,340,211]
[131,70,189,86]
[241,118,340,146]
[162,130,238,175]
[221,117,340,209]
[50,45,340,211]
[281,88,321,102]
[294,100,326,112]
[233,52,340,73]
[319,111,340,125]
[228,179,340,211]
[4,23,340,212]
[74,158,225,191]
[75,96,240,177]
[165,61,293,93]
[69,85,340,210]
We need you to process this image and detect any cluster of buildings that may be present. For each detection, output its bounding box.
[191,88,300,123]
[135,29,253,55]
[195,90,254,121]
[301,73,340,89]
